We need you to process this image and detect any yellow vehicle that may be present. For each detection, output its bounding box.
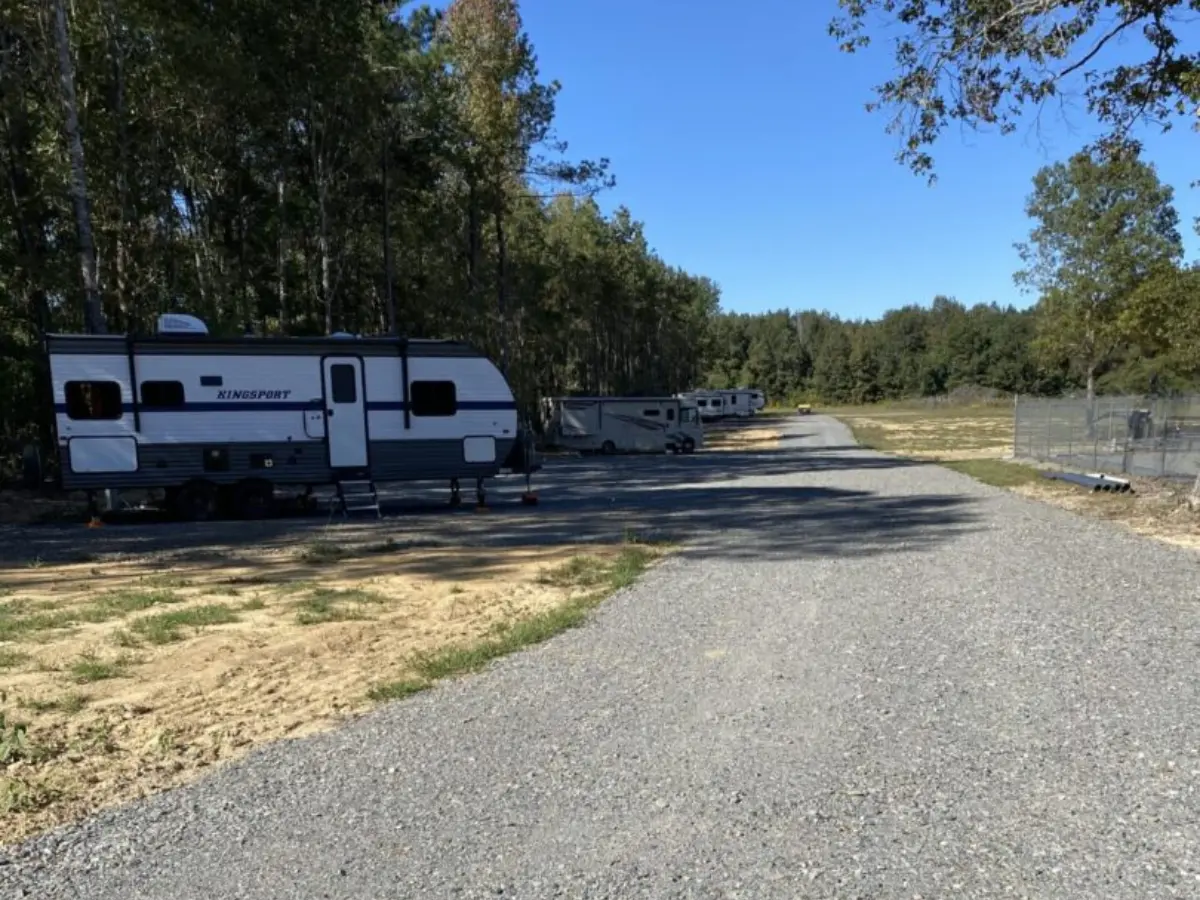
[796,404,812,415]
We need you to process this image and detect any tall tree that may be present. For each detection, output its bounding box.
[1014,146,1182,407]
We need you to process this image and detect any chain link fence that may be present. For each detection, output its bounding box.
[1014,394,1200,480]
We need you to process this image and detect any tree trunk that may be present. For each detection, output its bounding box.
[104,0,131,329]
[277,172,287,333]
[51,0,104,333]
[494,201,508,376]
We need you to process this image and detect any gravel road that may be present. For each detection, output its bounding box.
[6,416,1200,898]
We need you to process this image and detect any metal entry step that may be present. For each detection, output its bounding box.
[333,479,380,519]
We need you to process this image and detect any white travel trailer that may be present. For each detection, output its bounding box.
[717,388,758,418]
[542,396,703,454]
[40,314,541,519]
[746,388,766,411]
[680,390,726,421]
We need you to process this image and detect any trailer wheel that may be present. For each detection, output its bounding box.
[681,438,695,454]
[601,440,616,455]
[236,480,275,520]
[175,480,219,522]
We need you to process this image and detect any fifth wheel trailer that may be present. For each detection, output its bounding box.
[541,396,703,454]
[38,314,541,519]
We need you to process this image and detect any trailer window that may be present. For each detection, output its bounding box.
[141,380,185,408]
[65,381,122,420]
[329,364,357,403]
[666,408,676,421]
[642,409,660,417]
[411,380,456,416]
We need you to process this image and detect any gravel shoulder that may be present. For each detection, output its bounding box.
[6,416,1200,898]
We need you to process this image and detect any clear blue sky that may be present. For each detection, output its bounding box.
[498,0,1200,321]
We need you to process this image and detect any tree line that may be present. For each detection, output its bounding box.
[0,0,718,473]
[4,0,1200,478]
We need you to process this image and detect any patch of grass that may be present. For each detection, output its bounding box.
[110,628,141,648]
[20,692,90,715]
[414,546,659,682]
[0,648,29,670]
[942,458,1049,488]
[68,652,134,684]
[239,597,267,611]
[294,587,385,625]
[365,678,429,702]
[297,541,351,563]
[130,604,240,645]
[0,776,60,815]
[365,545,661,704]
[537,546,657,590]
[95,588,183,615]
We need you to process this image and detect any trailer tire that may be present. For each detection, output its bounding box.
[681,438,695,454]
[174,480,219,522]
[236,479,275,520]
[601,440,616,455]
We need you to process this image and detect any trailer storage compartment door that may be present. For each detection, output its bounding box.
[68,436,138,473]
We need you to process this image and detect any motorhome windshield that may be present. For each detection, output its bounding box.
[681,407,698,423]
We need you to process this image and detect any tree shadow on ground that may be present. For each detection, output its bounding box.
[0,452,980,576]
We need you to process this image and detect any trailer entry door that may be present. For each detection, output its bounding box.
[322,357,368,468]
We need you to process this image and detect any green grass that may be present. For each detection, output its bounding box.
[297,541,351,563]
[68,652,135,684]
[130,604,240,645]
[294,587,385,625]
[0,589,186,644]
[941,458,1049,488]
[20,692,90,715]
[365,545,659,703]
[0,648,29,670]
[365,678,429,702]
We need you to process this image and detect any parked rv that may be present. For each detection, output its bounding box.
[542,396,702,454]
[716,388,758,418]
[37,314,541,520]
[677,390,726,421]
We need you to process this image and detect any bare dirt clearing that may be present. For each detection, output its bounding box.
[0,536,658,845]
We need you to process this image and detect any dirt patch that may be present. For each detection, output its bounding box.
[1013,477,1200,551]
[704,427,782,451]
[835,409,1013,460]
[0,538,657,845]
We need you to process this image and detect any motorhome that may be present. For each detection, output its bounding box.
[746,388,766,411]
[38,314,541,519]
[542,396,702,454]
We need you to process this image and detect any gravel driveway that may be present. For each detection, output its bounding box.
[5,416,1199,898]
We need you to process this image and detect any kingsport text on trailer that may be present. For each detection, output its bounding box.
[36,314,541,519]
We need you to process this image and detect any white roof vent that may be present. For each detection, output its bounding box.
[156,313,209,335]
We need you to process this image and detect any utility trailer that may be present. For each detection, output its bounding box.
[36,314,541,520]
[541,396,703,454]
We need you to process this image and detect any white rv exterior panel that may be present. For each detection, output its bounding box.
[463,436,496,463]
[68,436,139,473]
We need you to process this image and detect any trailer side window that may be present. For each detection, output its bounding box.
[642,408,660,417]
[411,380,456,416]
[329,364,357,403]
[141,380,185,408]
[666,408,676,421]
[65,381,122,420]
